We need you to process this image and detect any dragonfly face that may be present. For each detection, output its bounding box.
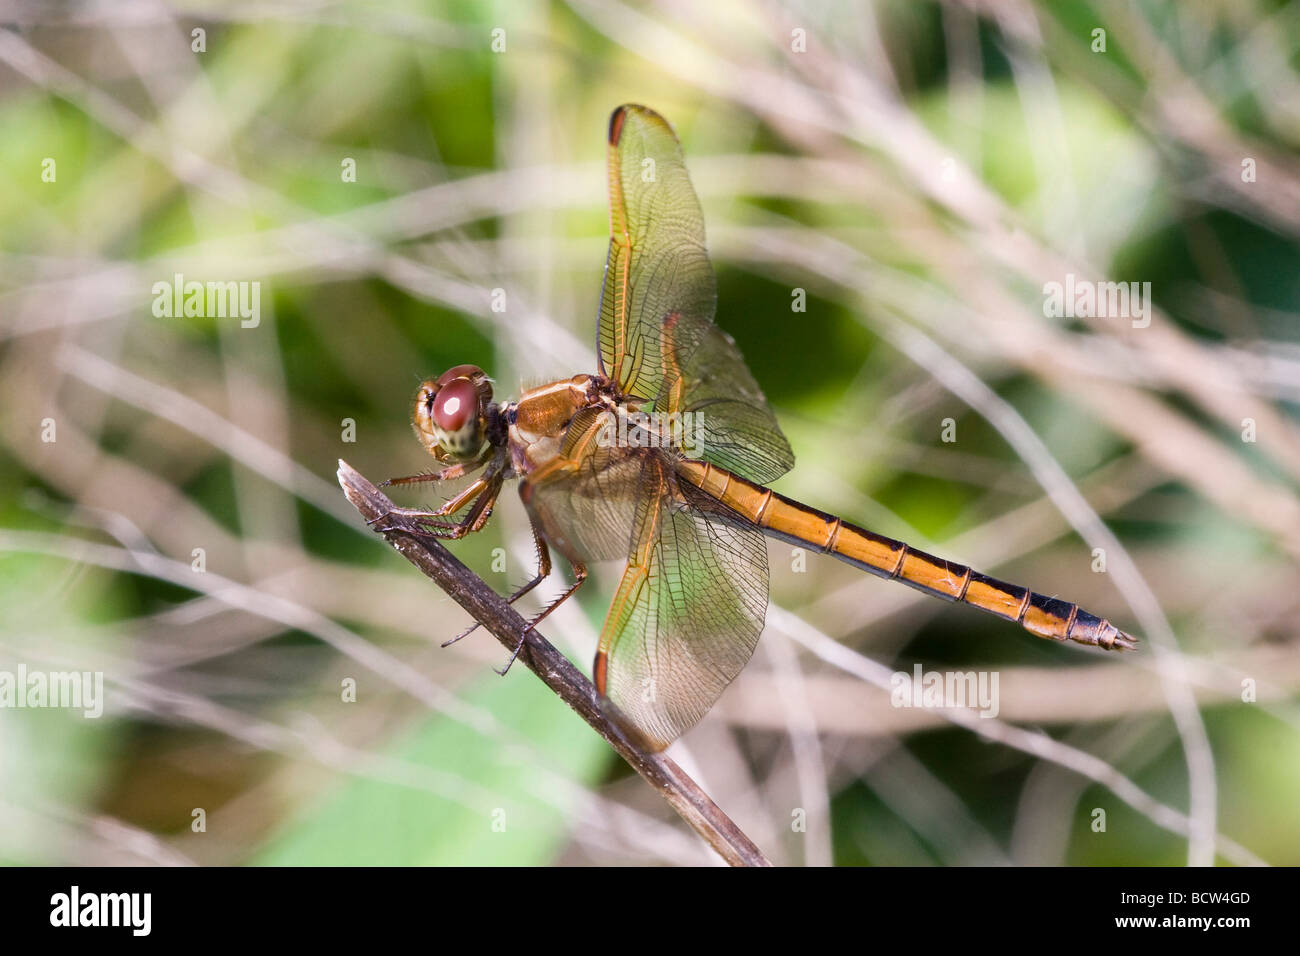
[411,364,495,463]
[382,104,1137,752]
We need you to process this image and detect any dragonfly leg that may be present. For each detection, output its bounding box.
[495,559,588,676]
[371,472,503,539]
[443,520,554,649]
[367,475,488,530]
[381,448,491,487]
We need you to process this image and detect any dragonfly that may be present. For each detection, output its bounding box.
[379,104,1137,752]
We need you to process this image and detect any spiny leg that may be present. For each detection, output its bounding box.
[443,518,553,648]
[381,448,491,488]
[373,471,503,539]
[368,474,488,530]
[495,560,588,676]
[371,448,497,529]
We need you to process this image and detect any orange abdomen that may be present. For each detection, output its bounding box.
[676,459,1135,651]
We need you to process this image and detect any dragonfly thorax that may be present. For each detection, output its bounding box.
[504,374,608,478]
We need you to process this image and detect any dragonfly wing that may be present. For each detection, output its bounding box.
[595,454,769,750]
[523,409,640,563]
[674,323,794,484]
[599,104,792,484]
[599,104,715,402]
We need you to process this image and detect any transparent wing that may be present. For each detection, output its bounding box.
[523,409,641,563]
[672,324,794,484]
[522,408,771,749]
[594,455,769,750]
[598,104,793,484]
[599,104,715,402]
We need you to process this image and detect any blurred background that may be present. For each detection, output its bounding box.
[1,0,1298,866]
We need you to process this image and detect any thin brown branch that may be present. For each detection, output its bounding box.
[335,459,771,868]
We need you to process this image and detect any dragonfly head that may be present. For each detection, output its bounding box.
[413,364,494,462]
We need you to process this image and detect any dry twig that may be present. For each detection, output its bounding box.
[336,459,770,867]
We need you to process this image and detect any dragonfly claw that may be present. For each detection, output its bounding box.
[367,505,464,538]
[366,513,403,535]
[437,619,525,673]
[494,629,531,676]
[441,621,481,648]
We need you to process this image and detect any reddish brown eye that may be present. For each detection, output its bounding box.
[436,364,484,388]
[433,378,476,432]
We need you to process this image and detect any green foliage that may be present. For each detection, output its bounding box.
[254,673,612,866]
[1,0,1295,867]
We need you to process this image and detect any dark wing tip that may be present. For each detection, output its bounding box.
[608,105,632,145]
[608,103,672,145]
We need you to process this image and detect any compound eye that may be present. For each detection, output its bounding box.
[435,364,484,388]
[432,378,476,433]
